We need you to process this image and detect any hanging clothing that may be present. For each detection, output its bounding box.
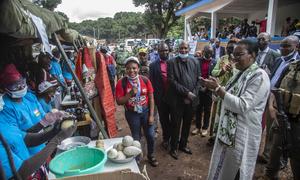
[208,65,270,180]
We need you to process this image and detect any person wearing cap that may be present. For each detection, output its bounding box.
[138,48,150,77]
[0,64,67,155]
[49,48,67,88]
[115,57,158,167]
[37,81,58,113]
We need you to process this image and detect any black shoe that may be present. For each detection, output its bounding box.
[207,137,215,147]
[148,156,159,167]
[161,141,169,150]
[179,147,192,155]
[169,150,178,160]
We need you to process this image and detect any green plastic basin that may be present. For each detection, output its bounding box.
[49,146,107,178]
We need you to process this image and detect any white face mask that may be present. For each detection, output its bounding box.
[127,74,139,80]
[7,86,28,99]
[179,53,189,59]
[0,95,4,111]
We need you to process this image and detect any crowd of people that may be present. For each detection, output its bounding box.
[193,17,299,41]
[113,32,300,179]
[1,26,300,179]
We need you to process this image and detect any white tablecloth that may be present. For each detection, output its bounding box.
[48,137,140,179]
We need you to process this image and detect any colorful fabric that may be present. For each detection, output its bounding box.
[218,63,259,146]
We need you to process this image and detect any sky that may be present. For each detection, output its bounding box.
[55,0,145,23]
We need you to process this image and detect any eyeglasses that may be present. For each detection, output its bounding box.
[6,78,27,91]
[232,52,247,60]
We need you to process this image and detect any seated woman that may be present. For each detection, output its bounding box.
[0,64,66,155]
[115,57,158,167]
[37,81,58,113]
[0,119,76,179]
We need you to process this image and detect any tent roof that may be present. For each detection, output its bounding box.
[0,0,68,39]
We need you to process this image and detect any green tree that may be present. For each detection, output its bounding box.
[133,0,198,38]
[33,0,62,11]
[56,11,69,22]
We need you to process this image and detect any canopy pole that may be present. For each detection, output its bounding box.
[53,33,109,139]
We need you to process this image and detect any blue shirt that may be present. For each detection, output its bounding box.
[149,52,159,62]
[62,59,75,81]
[50,57,66,86]
[0,124,30,179]
[38,98,52,113]
[1,92,46,155]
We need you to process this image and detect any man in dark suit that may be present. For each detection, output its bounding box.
[165,41,202,159]
[213,38,225,60]
[149,43,171,150]
[256,32,281,76]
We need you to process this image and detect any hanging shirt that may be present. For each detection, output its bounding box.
[1,92,46,155]
[49,57,66,86]
[0,124,30,179]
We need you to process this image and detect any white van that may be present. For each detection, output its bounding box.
[146,39,160,46]
[125,39,141,52]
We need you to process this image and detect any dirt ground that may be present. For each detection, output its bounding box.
[114,105,293,180]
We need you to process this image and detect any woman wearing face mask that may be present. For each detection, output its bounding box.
[37,81,58,113]
[203,40,270,180]
[115,57,158,167]
[0,64,67,155]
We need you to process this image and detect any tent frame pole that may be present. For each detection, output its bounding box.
[53,32,108,139]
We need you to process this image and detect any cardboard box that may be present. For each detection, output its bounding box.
[60,169,150,180]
